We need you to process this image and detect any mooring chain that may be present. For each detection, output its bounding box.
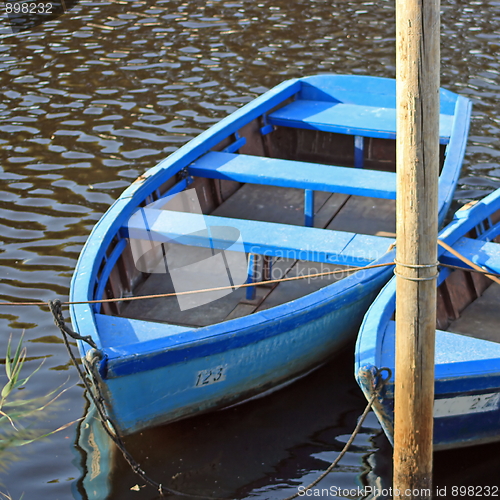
[49,298,393,499]
[282,367,392,500]
[48,299,97,349]
[84,352,155,489]
[49,300,222,499]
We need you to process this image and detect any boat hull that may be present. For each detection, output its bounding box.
[358,343,500,451]
[98,269,390,434]
[358,335,500,450]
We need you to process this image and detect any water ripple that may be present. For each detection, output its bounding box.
[1,0,499,497]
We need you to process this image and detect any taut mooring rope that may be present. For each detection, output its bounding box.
[0,261,396,307]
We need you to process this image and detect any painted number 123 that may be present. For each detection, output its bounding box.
[195,367,225,387]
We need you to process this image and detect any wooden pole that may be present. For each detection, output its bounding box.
[394,0,440,498]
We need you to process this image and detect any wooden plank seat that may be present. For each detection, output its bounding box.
[95,313,192,347]
[123,208,395,267]
[440,237,500,272]
[188,151,397,200]
[267,99,454,144]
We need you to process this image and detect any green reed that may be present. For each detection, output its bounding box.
[1,333,77,475]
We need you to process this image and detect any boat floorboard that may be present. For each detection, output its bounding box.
[448,283,500,344]
[122,183,395,327]
[255,260,351,312]
[210,183,346,227]
[121,272,247,328]
[326,195,396,237]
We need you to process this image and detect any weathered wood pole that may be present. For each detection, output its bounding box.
[394,0,440,498]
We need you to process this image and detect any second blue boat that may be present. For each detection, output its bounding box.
[356,189,500,450]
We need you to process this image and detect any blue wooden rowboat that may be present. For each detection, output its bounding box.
[70,74,471,435]
[356,189,500,450]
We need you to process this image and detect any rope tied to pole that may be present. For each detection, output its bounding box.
[393,259,440,282]
[3,240,500,309]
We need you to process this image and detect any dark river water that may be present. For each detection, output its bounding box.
[1,0,500,499]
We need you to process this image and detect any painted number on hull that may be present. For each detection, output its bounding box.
[195,366,225,387]
[434,392,500,418]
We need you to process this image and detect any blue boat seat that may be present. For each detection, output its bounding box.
[95,313,192,347]
[188,151,396,200]
[267,99,454,145]
[123,208,395,267]
[440,236,500,272]
[381,320,500,369]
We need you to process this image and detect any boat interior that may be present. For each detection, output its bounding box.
[95,101,449,329]
[437,221,500,344]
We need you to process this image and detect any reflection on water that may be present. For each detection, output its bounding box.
[1,0,500,498]
[74,352,385,500]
